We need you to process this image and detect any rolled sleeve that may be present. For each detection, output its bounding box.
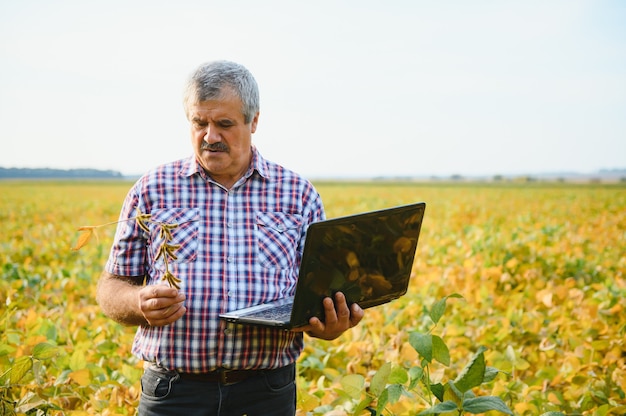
[105,187,149,277]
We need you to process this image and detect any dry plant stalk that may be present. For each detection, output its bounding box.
[72,207,182,289]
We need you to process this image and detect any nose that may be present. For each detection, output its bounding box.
[203,125,220,143]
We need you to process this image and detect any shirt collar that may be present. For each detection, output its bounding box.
[246,146,271,180]
[179,146,271,182]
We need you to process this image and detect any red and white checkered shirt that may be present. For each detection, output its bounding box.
[105,147,325,372]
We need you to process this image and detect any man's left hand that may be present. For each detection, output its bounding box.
[293,292,364,340]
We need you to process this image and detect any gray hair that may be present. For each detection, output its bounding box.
[183,60,260,124]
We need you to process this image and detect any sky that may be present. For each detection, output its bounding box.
[1,0,625,178]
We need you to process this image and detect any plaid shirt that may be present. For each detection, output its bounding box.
[105,148,325,372]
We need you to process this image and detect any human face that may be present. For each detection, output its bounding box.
[188,90,259,188]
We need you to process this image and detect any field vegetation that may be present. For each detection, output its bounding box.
[1,180,625,415]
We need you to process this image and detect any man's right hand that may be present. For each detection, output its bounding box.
[138,284,187,327]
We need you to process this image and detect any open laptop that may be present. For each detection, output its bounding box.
[219,202,426,329]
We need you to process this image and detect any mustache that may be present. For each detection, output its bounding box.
[200,141,229,152]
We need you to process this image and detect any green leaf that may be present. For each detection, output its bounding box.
[539,412,566,416]
[408,366,424,389]
[0,343,16,358]
[483,366,504,383]
[409,332,432,362]
[431,382,444,402]
[377,388,389,415]
[453,346,487,393]
[429,298,448,325]
[429,294,464,324]
[462,396,513,415]
[432,335,450,366]
[340,374,365,400]
[389,365,408,384]
[32,343,59,360]
[387,384,404,404]
[408,366,424,381]
[10,356,33,384]
[444,381,463,405]
[353,396,373,415]
[370,362,391,396]
[417,400,459,415]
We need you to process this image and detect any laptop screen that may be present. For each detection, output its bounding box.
[289,202,425,327]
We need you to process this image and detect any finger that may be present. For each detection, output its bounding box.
[141,285,184,306]
[167,302,186,319]
[349,303,364,327]
[139,290,185,324]
[334,292,351,323]
[146,302,186,326]
[291,316,318,333]
[290,325,309,333]
[297,317,325,337]
[144,296,180,312]
[321,297,338,325]
[146,284,184,300]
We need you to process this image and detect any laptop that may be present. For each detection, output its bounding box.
[219,202,426,329]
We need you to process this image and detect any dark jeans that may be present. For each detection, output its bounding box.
[138,363,296,416]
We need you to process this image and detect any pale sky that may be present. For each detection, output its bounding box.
[1,0,624,178]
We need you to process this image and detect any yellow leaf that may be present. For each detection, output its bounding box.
[297,388,320,413]
[514,402,535,414]
[32,342,59,360]
[340,374,365,399]
[71,226,97,251]
[547,391,561,404]
[69,368,91,386]
[536,289,553,308]
[601,303,623,315]
[9,356,33,384]
[69,346,87,371]
[505,257,518,269]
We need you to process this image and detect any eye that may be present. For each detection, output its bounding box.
[192,118,208,129]
[217,120,235,128]
[195,124,206,130]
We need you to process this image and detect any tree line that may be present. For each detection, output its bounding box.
[0,167,124,179]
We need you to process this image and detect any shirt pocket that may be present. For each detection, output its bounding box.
[256,212,303,270]
[147,208,200,264]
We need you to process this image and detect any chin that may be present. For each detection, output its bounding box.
[200,158,227,174]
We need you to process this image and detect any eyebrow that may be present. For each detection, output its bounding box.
[191,116,236,124]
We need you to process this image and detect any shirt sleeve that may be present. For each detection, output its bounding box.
[307,182,326,224]
[104,183,149,277]
[299,181,326,254]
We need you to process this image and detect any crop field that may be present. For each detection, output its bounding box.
[1,180,625,415]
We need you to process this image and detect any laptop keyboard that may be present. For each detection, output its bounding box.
[247,302,293,321]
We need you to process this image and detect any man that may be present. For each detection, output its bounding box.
[96,60,364,415]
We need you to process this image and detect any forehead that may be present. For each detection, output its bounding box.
[188,90,244,120]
